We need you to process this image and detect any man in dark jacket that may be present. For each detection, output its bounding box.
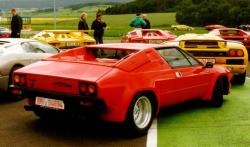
[91,13,107,44]
[10,8,22,38]
[78,12,89,34]
[142,14,151,29]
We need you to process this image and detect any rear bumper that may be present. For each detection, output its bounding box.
[16,86,107,117]
[217,64,247,75]
[0,75,9,92]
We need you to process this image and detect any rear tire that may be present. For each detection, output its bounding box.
[125,93,155,136]
[232,72,246,85]
[209,78,224,107]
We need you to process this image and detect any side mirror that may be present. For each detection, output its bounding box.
[203,62,214,68]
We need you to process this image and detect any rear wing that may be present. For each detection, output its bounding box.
[179,40,227,49]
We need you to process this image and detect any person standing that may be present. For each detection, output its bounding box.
[78,12,89,34]
[91,13,107,44]
[10,8,22,38]
[142,14,151,29]
[129,13,146,29]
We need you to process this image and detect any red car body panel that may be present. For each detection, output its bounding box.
[14,43,231,122]
[0,27,11,38]
[122,29,176,43]
[205,25,226,30]
[210,28,250,51]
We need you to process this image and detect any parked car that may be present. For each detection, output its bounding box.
[0,27,11,38]
[237,24,250,31]
[121,29,176,43]
[0,38,59,95]
[209,28,250,53]
[205,24,226,30]
[164,34,248,85]
[32,30,96,49]
[171,25,194,31]
[14,43,231,136]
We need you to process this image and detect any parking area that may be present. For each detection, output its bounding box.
[0,62,249,146]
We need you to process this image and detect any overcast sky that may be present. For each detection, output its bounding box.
[0,0,130,10]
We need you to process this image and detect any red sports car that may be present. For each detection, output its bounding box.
[209,28,250,52]
[0,27,11,38]
[13,43,231,135]
[122,29,176,44]
[205,24,226,30]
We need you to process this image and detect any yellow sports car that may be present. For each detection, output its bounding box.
[171,25,194,31]
[164,34,248,85]
[32,30,96,49]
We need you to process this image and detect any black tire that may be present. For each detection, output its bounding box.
[125,93,155,136]
[209,78,224,107]
[232,72,246,85]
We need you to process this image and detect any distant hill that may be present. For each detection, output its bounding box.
[0,0,131,10]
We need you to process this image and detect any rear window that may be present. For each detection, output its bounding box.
[220,30,239,35]
[46,47,137,65]
[86,48,136,60]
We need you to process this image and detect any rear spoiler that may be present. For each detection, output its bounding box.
[179,40,227,49]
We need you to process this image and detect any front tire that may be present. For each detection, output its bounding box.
[209,78,224,107]
[125,93,154,136]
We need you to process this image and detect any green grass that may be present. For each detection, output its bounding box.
[158,79,250,147]
[1,6,208,38]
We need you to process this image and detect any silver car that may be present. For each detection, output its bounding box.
[0,38,59,93]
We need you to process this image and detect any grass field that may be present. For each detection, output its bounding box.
[158,79,250,146]
[0,6,208,39]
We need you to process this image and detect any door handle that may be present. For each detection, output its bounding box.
[175,72,182,77]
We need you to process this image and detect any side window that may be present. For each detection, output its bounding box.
[157,47,191,68]
[180,50,201,66]
[21,42,34,52]
[29,41,58,53]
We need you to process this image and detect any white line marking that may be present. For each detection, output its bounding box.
[146,119,157,147]
[247,77,250,79]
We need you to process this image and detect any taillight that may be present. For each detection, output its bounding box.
[79,83,87,93]
[79,82,97,96]
[229,49,244,57]
[88,85,96,94]
[13,74,27,86]
[236,50,244,56]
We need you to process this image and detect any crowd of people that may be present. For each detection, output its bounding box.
[10,8,151,44]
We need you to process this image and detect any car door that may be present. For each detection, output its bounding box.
[156,47,213,105]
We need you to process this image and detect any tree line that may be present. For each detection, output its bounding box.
[105,0,181,14]
[176,0,250,27]
[105,0,250,27]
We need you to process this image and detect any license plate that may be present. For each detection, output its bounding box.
[65,42,80,47]
[198,58,216,64]
[35,97,65,110]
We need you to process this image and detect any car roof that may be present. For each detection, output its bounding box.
[0,38,38,44]
[85,43,168,50]
[176,33,223,41]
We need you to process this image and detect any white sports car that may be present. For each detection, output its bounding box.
[0,38,59,95]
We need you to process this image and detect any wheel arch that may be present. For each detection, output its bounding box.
[203,75,230,101]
